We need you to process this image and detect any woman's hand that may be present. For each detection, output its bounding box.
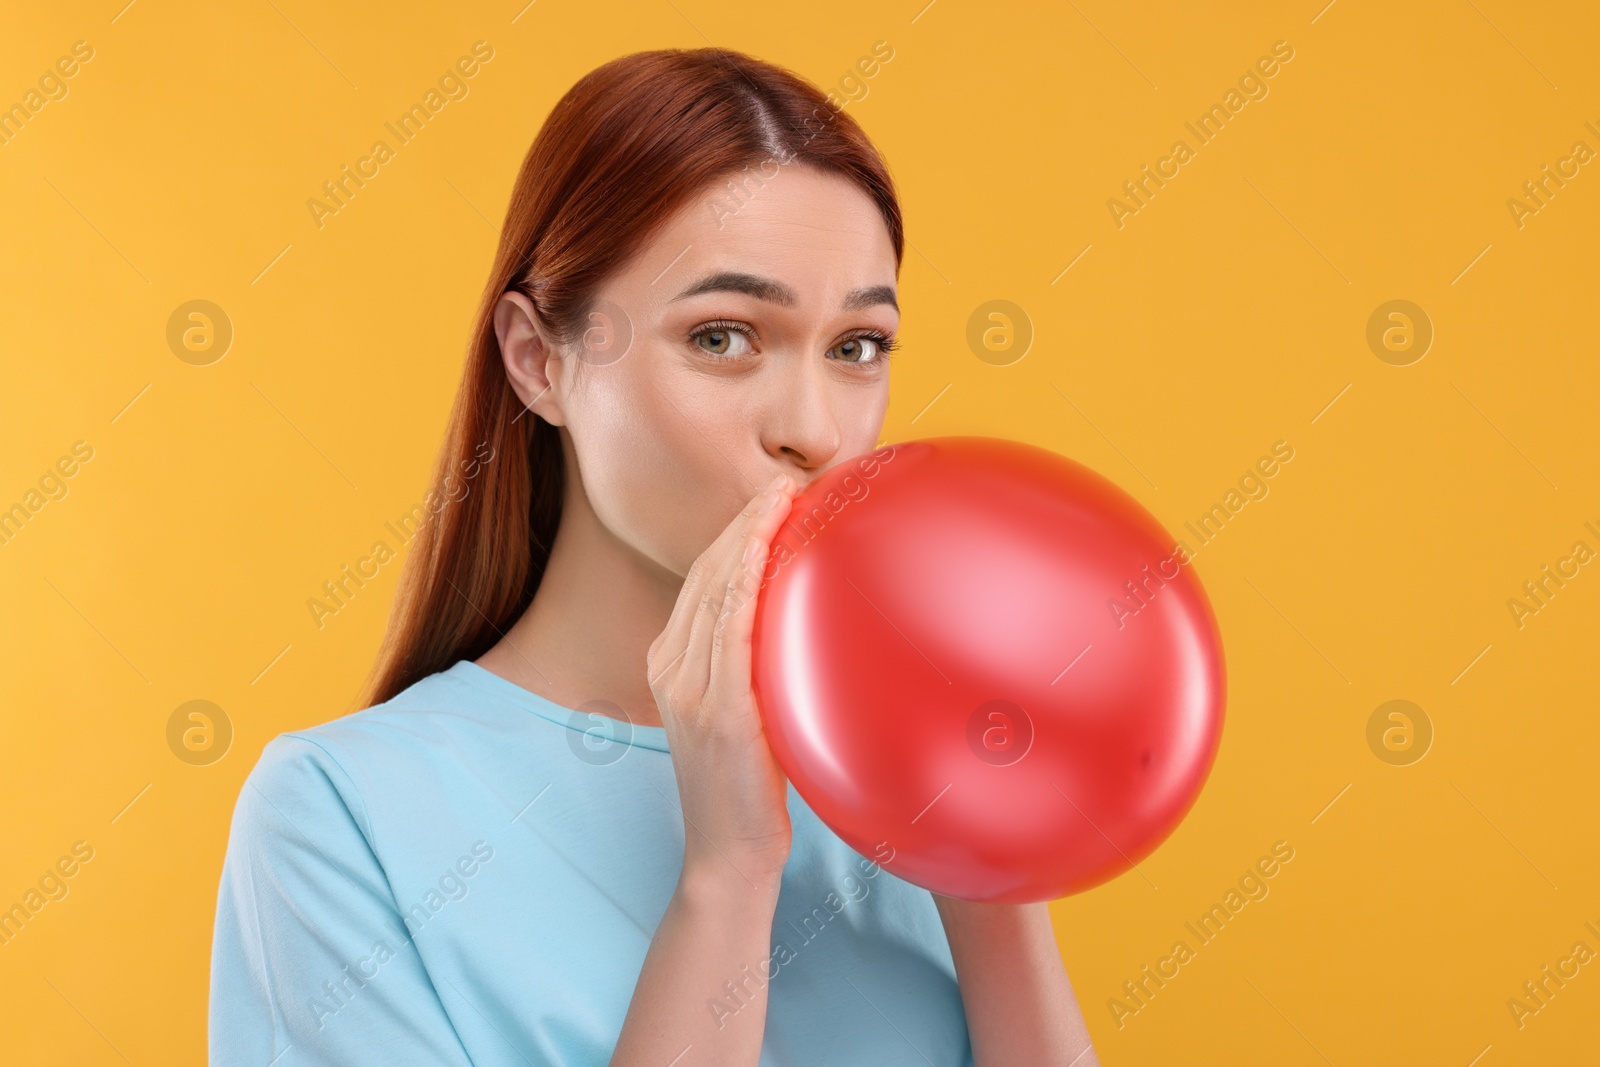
[647,472,799,892]
[613,473,799,1066]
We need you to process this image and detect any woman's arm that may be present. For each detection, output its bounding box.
[611,474,801,1066]
[609,865,782,1066]
[933,894,1100,1066]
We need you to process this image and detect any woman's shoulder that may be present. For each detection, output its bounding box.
[237,659,513,823]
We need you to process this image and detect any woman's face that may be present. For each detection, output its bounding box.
[497,163,899,579]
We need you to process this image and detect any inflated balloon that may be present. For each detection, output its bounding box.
[750,437,1224,904]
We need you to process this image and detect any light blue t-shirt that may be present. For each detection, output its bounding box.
[210,659,974,1066]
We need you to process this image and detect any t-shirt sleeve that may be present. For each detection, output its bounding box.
[208,732,474,1067]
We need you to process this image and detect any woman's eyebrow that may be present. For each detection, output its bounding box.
[669,271,898,313]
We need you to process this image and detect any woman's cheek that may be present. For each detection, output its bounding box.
[579,375,715,570]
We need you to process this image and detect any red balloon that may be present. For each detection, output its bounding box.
[751,437,1225,903]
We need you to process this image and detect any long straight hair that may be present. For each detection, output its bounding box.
[356,47,904,709]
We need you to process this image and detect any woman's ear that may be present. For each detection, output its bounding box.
[494,290,569,426]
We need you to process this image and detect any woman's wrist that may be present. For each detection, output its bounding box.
[677,854,785,914]
[611,849,784,1064]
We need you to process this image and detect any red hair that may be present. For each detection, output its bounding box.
[357,47,904,708]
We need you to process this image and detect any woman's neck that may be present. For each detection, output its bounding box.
[474,454,679,730]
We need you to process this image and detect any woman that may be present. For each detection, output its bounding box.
[210,46,1099,1066]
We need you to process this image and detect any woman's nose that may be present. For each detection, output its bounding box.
[761,355,842,472]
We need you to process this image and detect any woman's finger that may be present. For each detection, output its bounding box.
[670,476,794,704]
[650,473,792,690]
[671,589,722,715]
[647,527,747,691]
[704,493,794,718]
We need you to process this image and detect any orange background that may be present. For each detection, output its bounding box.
[2,1,1597,1063]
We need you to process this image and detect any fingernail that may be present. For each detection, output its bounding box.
[742,535,763,562]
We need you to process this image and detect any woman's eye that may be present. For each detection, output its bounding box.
[691,324,754,358]
[830,334,892,364]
